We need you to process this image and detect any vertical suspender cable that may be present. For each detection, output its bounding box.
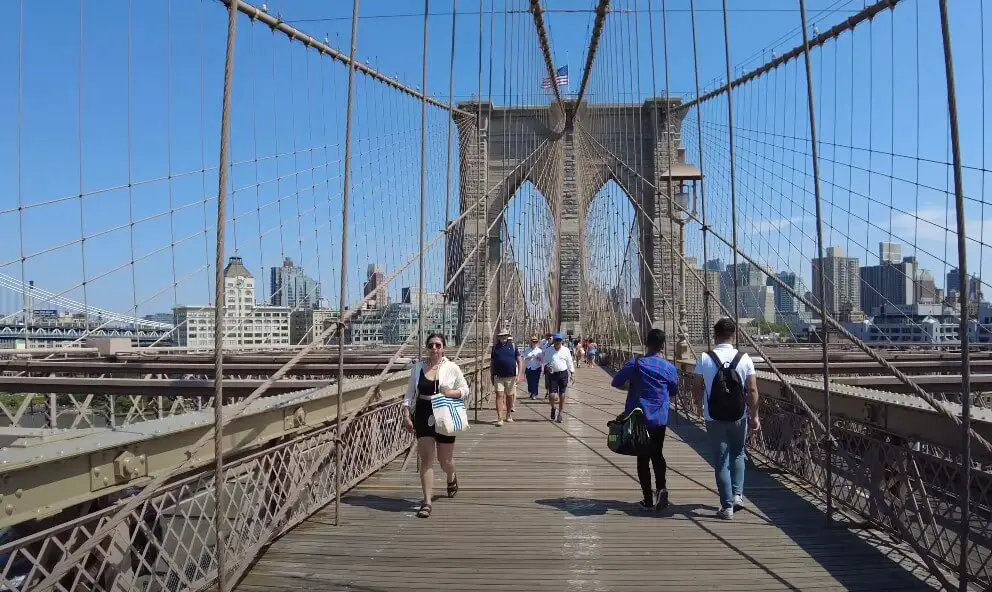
[442,1,458,342]
[419,0,430,357]
[718,0,741,341]
[17,0,28,351]
[336,0,361,527]
[212,1,240,588]
[797,0,835,526]
[648,0,681,357]
[936,1,972,588]
[687,0,711,350]
[474,0,484,420]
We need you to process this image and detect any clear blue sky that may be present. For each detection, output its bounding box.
[0,0,987,319]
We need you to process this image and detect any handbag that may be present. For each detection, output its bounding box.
[607,408,652,456]
[431,394,469,435]
[429,367,469,436]
[606,359,652,456]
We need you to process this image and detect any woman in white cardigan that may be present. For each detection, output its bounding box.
[402,333,469,518]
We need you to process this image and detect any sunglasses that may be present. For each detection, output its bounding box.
[427,342,444,349]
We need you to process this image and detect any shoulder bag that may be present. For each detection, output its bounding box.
[431,364,470,435]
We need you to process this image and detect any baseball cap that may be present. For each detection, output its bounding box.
[553,332,564,341]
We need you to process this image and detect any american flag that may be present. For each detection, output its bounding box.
[542,65,569,89]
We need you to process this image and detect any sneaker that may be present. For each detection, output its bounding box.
[732,494,745,511]
[717,507,734,520]
[555,414,564,424]
[495,419,504,427]
[550,408,557,421]
[638,499,654,509]
[506,414,514,423]
[654,489,670,511]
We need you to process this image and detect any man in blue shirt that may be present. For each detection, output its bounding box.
[611,328,678,510]
[491,330,522,426]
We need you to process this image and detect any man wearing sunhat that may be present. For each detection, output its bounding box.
[542,332,575,423]
[491,329,523,426]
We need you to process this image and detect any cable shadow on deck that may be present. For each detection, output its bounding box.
[666,410,941,591]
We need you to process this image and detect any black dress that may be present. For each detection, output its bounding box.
[413,368,456,444]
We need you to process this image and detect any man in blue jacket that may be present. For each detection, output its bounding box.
[611,328,678,510]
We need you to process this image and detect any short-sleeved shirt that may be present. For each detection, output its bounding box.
[694,343,756,421]
[491,341,520,377]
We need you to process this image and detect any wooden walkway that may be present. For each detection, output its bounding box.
[239,366,941,591]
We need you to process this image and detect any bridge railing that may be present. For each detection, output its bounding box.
[598,347,991,589]
[0,357,490,592]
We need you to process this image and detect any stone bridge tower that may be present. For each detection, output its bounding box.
[446,98,701,346]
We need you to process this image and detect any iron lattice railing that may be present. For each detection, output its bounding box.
[0,370,492,592]
[595,347,992,589]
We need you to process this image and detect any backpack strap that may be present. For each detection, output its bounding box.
[728,351,745,370]
[705,350,723,368]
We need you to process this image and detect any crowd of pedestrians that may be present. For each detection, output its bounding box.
[403,318,760,521]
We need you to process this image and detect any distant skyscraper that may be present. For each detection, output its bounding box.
[363,263,389,309]
[915,269,937,304]
[685,259,721,343]
[860,256,916,316]
[879,242,902,264]
[947,268,983,301]
[774,271,800,314]
[269,258,321,309]
[812,246,861,318]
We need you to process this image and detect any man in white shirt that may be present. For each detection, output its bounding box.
[692,318,760,520]
[542,333,575,423]
[522,336,544,400]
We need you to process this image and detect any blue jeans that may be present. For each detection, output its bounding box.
[525,368,542,397]
[705,417,748,510]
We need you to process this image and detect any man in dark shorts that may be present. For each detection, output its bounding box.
[542,333,575,423]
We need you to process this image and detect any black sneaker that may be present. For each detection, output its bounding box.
[654,489,670,511]
[637,499,653,509]
[550,407,557,421]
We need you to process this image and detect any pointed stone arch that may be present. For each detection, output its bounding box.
[447,98,701,346]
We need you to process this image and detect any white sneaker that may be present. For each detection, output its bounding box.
[733,495,745,511]
[495,419,504,427]
[717,507,734,520]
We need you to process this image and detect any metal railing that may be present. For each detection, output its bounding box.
[0,359,490,591]
[598,346,990,589]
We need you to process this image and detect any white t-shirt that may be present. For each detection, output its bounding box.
[542,345,575,373]
[694,343,756,421]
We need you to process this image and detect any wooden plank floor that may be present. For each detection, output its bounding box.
[238,366,942,591]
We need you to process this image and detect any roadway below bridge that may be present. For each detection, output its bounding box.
[238,366,941,591]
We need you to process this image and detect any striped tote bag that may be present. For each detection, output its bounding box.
[431,394,470,436]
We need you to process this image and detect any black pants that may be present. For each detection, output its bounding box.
[637,426,668,502]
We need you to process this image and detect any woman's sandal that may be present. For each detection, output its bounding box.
[416,503,432,518]
[447,476,459,498]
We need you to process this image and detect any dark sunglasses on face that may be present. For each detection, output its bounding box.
[427,342,444,349]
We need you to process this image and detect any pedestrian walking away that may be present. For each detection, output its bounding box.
[542,332,575,423]
[611,329,677,511]
[490,329,523,426]
[523,336,544,400]
[692,318,761,520]
[401,333,470,518]
[586,339,598,366]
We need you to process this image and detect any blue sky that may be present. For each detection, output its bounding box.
[0,0,986,319]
